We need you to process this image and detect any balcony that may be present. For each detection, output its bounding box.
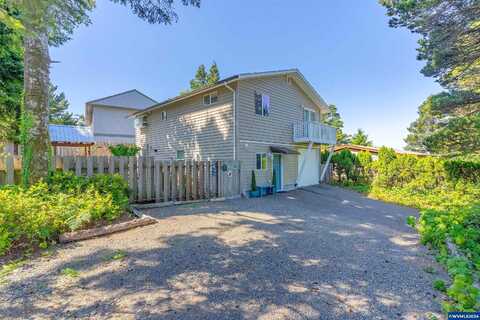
[293,121,337,145]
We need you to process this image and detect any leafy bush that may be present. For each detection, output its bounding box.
[444,159,480,183]
[108,144,140,156]
[0,172,130,256]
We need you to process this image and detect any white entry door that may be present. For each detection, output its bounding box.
[297,149,320,187]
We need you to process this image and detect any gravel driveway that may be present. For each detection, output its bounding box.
[0,185,446,319]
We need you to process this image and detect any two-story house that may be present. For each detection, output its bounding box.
[133,69,336,195]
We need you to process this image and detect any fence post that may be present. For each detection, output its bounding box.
[128,156,136,202]
[137,156,144,202]
[185,160,192,201]
[192,160,198,200]
[178,161,185,201]
[75,156,82,176]
[86,157,94,177]
[146,157,152,201]
[206,160,211,199]
[171,160,177,202]
[199,161,205,199]
[108,157,115,175]
[119,157,126,179]
[97,157,104,174]
[163,161,170,202]
[6,155,14,185]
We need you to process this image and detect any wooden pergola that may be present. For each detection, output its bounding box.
[51,141,94,156]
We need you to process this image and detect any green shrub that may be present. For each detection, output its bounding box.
[433,279,447,292]
[108,144,140,156]
[0,172,130,256]
[444,159,480,183]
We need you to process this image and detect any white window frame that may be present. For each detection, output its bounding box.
[161,111,167,121]
[303,106,316,122]
[256,153,268,170]
[255,92,270,117]
[176,150,185,160]
[203,91,218,106]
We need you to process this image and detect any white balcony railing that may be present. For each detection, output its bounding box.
[293,121,337,145]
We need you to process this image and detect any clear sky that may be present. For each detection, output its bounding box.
[50,0,442,149]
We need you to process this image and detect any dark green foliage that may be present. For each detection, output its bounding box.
[434,279,447,293]
[330,150,373,184]
[189,61,220,91]
[322,104,350,144]
[48,84,83,125]
[0,0,23,141]
[406,215,416,228]
[350,129,373,146]
[108,144,140,156]
[250,170,257,191]
[444,159,480,183]
[111,0,200,25]
[380,0,480,92]
[382,1,480,155]
[331,150,358,182]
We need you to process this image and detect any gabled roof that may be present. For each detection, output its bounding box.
[85,89,157,125]
[132,69,328,117]
[49,124,94,145]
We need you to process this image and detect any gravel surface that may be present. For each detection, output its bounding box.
[0,185,446,319]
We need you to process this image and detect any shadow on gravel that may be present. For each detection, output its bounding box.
[0,185,444,319]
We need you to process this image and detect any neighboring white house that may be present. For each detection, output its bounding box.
[85,89,157,145]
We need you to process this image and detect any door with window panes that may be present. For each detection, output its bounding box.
[303,108,316,137]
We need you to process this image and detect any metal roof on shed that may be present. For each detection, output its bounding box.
[48,124,94,145]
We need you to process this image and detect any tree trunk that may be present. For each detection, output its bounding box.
[23,30,50,184]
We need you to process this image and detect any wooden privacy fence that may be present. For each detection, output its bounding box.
[0,156,241,204]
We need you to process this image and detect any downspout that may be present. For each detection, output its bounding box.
[225,84,236,160]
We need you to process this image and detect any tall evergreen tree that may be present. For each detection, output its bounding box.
[48,85,84,125]
[207,61,219,84]
[189,61,220,90]
[189,64,208,90]
[381,0,480,155]
[322,104,351,144]
[0,0,201,183]
[0,0,22,142]
[350,129,373,146]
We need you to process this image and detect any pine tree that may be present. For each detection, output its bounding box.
[350,129,373,146]
[189,64,208,90]
[207,61,219,84]
[322,104,351,144]
[48,85,84,125]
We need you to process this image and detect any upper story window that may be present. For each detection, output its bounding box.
[160,111,167,121]
[203,91,218,105]
[303,107,317,122]
[254,92,270,116]
[176,150,185,160]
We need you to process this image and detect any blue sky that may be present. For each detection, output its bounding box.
[50,0,441,149]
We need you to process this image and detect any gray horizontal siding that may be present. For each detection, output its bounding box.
[236,75,322,145]
[142,86,234,161]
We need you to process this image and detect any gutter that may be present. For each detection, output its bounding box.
[224,84,236,160]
